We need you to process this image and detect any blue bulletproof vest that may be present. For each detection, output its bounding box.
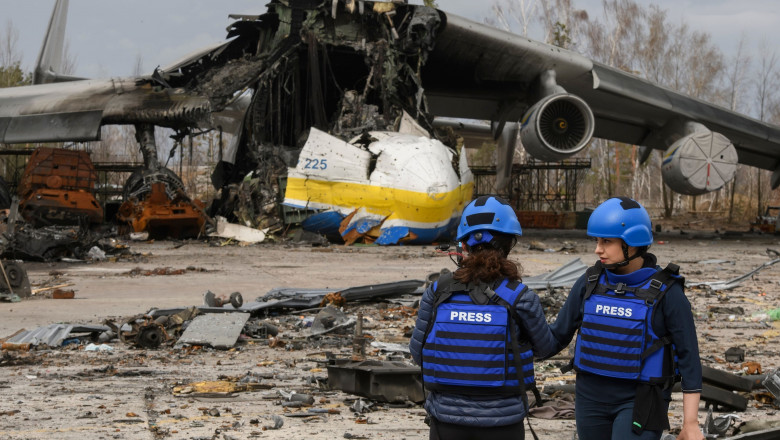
[573,263,682,384]
[422,276,534,396]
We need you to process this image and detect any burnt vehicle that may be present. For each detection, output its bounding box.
[17,147,103,227]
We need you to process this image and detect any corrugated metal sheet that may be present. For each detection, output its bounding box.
[7,324,74,347]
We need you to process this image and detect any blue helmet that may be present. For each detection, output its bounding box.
[456,196,522,243]
[587,197,653,246]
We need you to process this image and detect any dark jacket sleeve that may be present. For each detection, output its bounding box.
[546,273,588,358]
[657,282,703,393]
[409,283,436,366]
[515,286,557,359]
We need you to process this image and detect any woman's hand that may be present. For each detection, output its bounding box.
[677,393,704,440]
[676,423,704,440]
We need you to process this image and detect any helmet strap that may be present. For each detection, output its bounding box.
[602,242,645,270]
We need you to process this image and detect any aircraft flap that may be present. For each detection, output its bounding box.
[2,110,103,143]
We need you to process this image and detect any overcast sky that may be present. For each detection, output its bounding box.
[2,0,778,79]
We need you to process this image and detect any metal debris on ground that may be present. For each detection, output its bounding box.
[726,347,747,363]
[327,359,424,403]
[173,374,272,397]
[254,280,425,312]
[309,306,355,337]
[176,312,251,349]
[523,258,588,291]
[113,315,170,349]
[688,257,780,291]
[203,290,244,308]
[3,323,110,349]
[208,216,267,243]
[762,369,780,402]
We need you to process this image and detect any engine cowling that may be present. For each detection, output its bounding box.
[661,131,737,195]
[519,94,595,162]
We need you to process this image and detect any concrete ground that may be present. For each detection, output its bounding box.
[2,229,780,439]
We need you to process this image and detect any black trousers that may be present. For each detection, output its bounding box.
[429,417,526,440]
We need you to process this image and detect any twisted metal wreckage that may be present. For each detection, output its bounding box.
[204,2,474,244]
[6,0,780,245]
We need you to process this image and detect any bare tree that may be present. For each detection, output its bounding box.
[0,19,30,88]
[752,40,779,217]
[489,0,540,35]
[724,35,752,221]
[0,19,21,68]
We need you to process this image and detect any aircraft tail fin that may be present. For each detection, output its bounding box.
[33,0,83,84]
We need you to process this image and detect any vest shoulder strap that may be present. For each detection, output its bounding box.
[636,263,684,301]
[583,261,604,301]
[490,279,528,309]
[433,270,456,308]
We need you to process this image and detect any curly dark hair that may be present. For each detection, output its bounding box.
[453,247,522,284]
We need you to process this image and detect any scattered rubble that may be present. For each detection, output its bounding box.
[1,236,780,439]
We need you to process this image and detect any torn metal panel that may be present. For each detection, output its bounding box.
[6,324,74,347]
[327,359,424,403]
[283,128,473,245]
[523,258,588,291]
[176,313,250,349]
[688,258,780,290]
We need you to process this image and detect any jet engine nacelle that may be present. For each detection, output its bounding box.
[661,131,737,195]
[520,93,595,162]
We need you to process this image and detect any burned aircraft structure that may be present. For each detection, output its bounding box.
[116,125,207,239]
[205,4,475,243]
[3,1,780,243]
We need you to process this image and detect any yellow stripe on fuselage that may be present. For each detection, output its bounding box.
[285,176,474,225]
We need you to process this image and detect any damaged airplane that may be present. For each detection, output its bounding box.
[2,0,780,244]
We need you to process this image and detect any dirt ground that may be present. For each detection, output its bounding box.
[2,227,780,439]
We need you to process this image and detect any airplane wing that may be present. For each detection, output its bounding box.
[423,12,780,192]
